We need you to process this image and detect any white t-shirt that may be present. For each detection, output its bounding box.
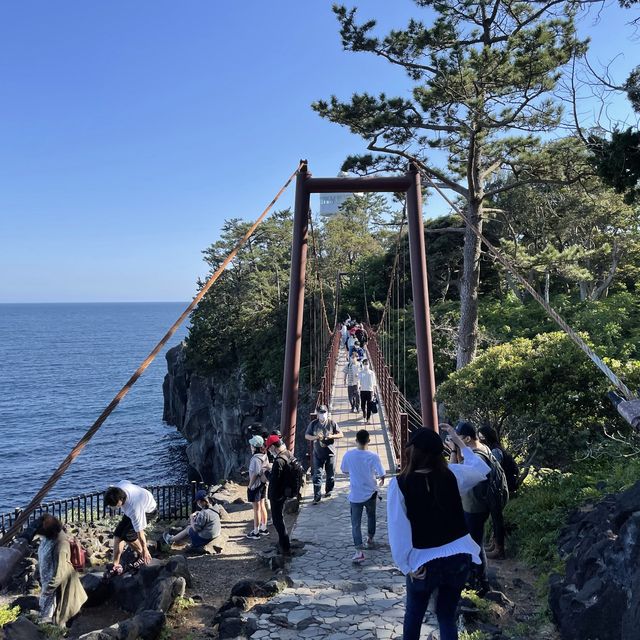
[116,480,157,532]
[340,448,385,503]
[358,368,375,392]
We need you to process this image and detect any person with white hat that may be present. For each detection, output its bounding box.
[246,434,271,539]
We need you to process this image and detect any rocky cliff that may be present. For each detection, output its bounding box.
[549,480,640,640]
[163,343,310,482]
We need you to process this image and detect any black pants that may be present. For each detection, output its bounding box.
[270,498,290,552]
[113,511,157,542]
[464,510,490,586]
[360,390,372,420]
[490,505,505,547]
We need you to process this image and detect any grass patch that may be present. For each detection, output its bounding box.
[0,605,20,628]
[460,631,491,640]
[171,596,198,613]
[38,623,67,639]
[461,589,495,622]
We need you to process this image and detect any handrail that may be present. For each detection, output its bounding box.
[365,326,413,468]
[0,482,207,535]
[312,328,342,413]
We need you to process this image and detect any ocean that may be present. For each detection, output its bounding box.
[0,302,191,515]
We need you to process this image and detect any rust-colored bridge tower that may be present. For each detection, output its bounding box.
[280,161,438,451]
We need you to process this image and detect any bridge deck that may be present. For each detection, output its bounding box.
[250,349,437,639]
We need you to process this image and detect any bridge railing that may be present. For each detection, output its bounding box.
[312,328,342,412]
[365,328,409,469]
[0,482,207,535]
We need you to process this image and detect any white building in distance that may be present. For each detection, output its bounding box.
[318,172,360,217]
[319,192,352,217]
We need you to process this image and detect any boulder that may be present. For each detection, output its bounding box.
[110,556,192,613]
[217,614,258,640]
[81,572,114,607]
[230,579,271,598]
[549,480,640,639]
[78,609,165,640]
[9,595,39,613]
[3,616,46,640]
[139,576,186,613]
[187,529,229,555]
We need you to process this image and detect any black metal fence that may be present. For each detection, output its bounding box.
[0,482,207,535]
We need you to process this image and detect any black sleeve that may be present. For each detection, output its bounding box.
[269,457,285,498]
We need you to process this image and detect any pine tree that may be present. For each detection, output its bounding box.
[313,1,589,368]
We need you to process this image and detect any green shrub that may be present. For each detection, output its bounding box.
[0,605,20,628]
[437,331,640,464]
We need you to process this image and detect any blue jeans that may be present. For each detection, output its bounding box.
[350,493,377,547]
[403,554,472,640]
[312,453,335,499]
[464,510,490,586]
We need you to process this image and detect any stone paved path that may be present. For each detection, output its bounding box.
[249,350,437,639]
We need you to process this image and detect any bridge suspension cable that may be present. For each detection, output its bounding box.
[0,163,303,547]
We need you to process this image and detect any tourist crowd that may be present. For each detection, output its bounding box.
[29,318,518,640]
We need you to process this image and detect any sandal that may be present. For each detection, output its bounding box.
[103,563,124,580]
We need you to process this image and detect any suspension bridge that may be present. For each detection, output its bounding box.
[1,160,640,638]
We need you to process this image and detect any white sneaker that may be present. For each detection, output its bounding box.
[352,551,365,563]
[163,532,174,545]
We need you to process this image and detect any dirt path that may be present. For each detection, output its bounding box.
[158,480,297,640]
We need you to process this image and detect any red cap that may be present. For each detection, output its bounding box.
[265,435,281,449]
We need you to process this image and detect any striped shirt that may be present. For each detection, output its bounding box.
[343,362,361,386]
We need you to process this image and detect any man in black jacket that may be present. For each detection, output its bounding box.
[266,436,292,554]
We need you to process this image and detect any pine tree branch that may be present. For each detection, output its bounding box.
[484,175,583,198]
[366,140,469,198]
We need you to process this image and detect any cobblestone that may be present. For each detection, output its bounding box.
[253,352,437,639]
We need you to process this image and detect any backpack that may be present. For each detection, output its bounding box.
[277,453,305,499]
[475,449,509,511]
[500,450,519,494]
[69,538,86,571]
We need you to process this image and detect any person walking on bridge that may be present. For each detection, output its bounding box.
[388,426,490,640]
[305,404,343,504]
[340,429,385,564]
[358,359,377,424]
[343,351,362,413]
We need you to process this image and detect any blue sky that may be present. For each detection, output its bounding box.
[0,1,637,303]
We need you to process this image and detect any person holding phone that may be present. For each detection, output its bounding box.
[387,425,490,640]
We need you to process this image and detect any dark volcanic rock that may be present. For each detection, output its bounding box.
[549,480,640,639]
[3,616,46,640]
[162,343,311,481]
[110,556,191,614]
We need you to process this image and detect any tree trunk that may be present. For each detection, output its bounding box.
[457,199,483,369]
[579,281,589,301]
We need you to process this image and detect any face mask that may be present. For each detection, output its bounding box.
[318,413,328,424]
[364,364,369,369]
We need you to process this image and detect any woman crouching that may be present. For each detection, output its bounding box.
[387,426,490,640]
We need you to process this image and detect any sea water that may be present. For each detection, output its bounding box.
[0,302,190,514]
